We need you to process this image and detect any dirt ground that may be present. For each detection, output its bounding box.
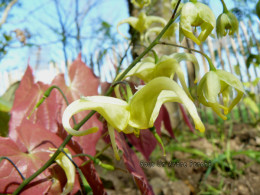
[96,123,260,195]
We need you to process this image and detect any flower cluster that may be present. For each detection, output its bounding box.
[62,77,205,160]
[61,0,244,161]
[116,52,200,100]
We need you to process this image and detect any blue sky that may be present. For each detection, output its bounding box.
[0,0,129,72]
[0,0,259,95]
[0,0,237,72]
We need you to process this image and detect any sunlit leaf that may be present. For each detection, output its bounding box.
[9,66,61,135]
[52,54,103,156]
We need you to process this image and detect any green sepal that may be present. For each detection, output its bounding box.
[149,126,165,156]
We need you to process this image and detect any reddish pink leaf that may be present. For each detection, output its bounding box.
[179,103,195,133]
[1,120,106,194]
[5,63,106,194]
[154,105,175,138]
[126,130,157,161]
[52,54,102,156]
[9,66,60,138]
[116,132,154,195]
[0,120,68,194]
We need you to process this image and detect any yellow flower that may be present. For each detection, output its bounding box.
[49,148,75,195]
[117,12,166,41]
[144,23,178,42]
[131,0,151,8]
[116,53,200,100]
[62,77,205,160]
[197,70,244,120]
[180,2,215,45]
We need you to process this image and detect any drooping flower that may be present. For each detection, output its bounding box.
[131,0,151,8]
[179,1,215,45]
[117,12,166,41]
[197,70,244,120]
[144,23,178,42]
[216,11,239,38]
[49,148,75,195]
[62,77,205,160]
[116,53,200,100]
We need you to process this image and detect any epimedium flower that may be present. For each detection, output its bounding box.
[62,77,205,160]
[179,1,215,45]
[117,12,166,41]
[131,0,151,8]
[216,11,239,38]
[197,70,244,120]
[144,23,178,42]
[116,53,200,100]
[49,148,75,195]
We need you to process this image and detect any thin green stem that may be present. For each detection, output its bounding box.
[75,153,114,170]
[28,85,76,124]
[108,0,181,94]
[112,81,133,102]
[159,41,216,71]
[75,143,112,167]
[220,0,229,13]
[13,1,182,193]
[13,135,72,194]
[129,44,159,63]
[149,126,165,156]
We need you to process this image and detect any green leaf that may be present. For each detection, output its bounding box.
[0,111,10,137]
[0,97,12,112]
[1,81,20,103]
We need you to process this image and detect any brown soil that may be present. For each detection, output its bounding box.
[96,123,260,195]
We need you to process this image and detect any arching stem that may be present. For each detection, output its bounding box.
[220,0,229,13]
[13,1,182,193]
[159,41,216,71]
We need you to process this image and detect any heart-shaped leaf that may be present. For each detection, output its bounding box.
[52,54,102,156]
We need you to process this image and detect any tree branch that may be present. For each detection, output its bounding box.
[0,0,18,27]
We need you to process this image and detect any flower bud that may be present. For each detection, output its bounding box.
[117,12,166,41]
[216,11,239,38]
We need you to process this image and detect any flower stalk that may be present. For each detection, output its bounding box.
[158,41,216,71]
[13,1,182,194]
